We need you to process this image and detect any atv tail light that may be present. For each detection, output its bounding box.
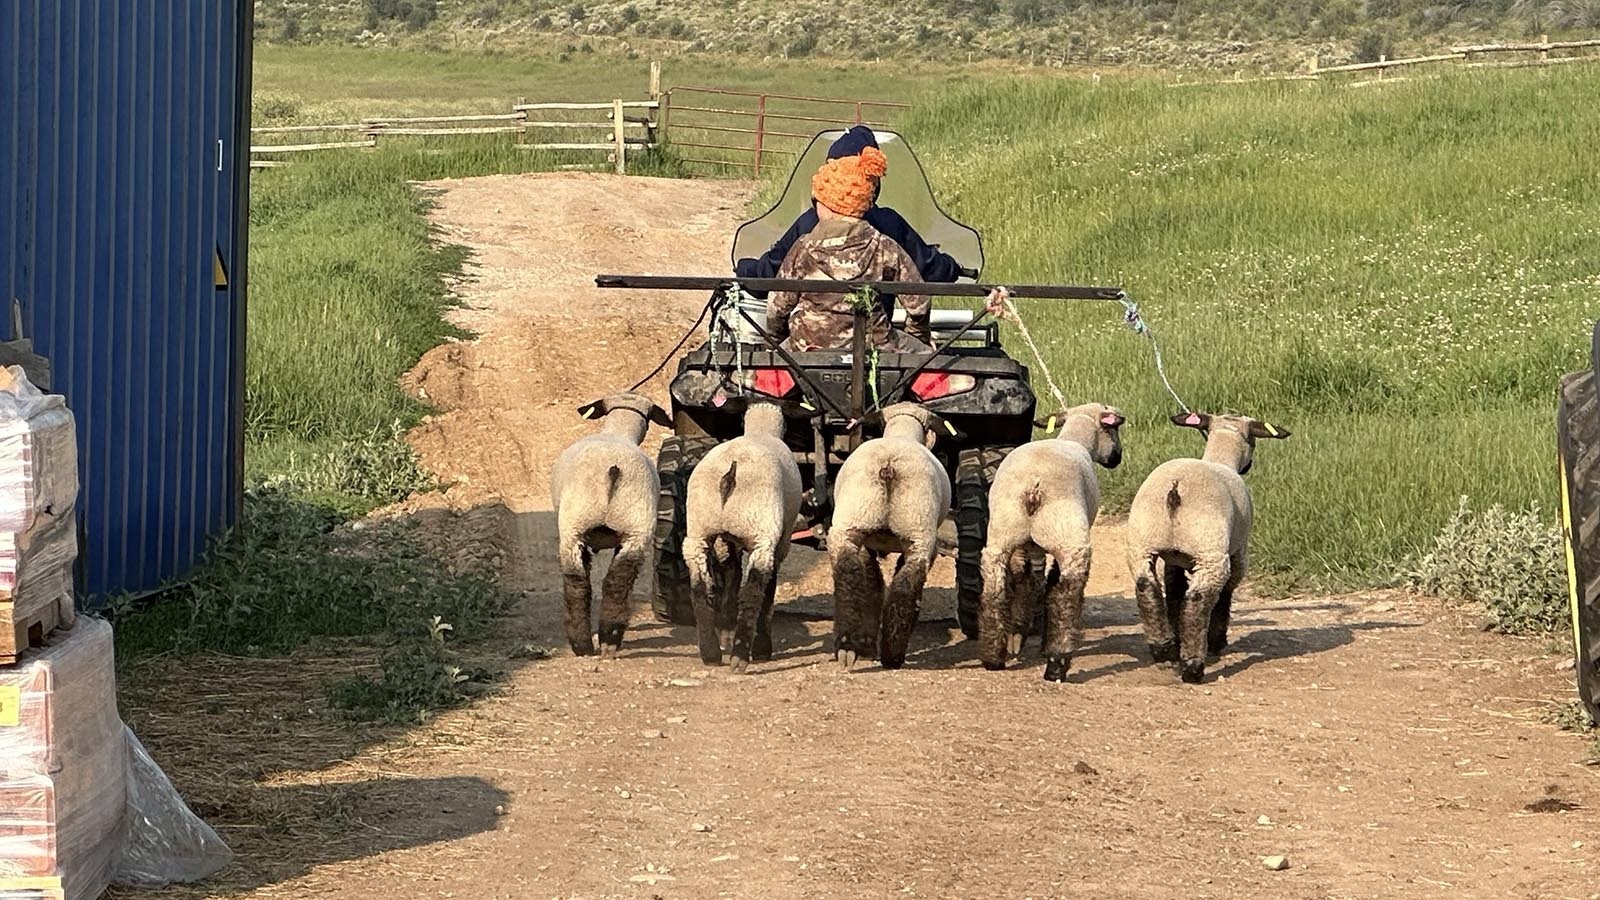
[749,367,797,398]
[910,372,977,400]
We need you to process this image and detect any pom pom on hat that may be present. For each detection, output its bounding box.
[812,147,888,217]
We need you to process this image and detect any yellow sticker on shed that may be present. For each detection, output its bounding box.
[0,685,20,727]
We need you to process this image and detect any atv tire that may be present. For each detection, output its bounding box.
[955,445,1013,640]
[1559,356,1600,721]
[653,435,719,626]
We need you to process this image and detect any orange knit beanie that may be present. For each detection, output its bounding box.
[811,146,887,217]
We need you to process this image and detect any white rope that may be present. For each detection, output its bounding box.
[992,287,1191,414]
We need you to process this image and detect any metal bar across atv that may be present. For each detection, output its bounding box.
[595,275,1126,301]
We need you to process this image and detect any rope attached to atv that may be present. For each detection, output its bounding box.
[626,294,717,392]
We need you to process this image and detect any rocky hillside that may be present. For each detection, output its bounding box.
[258,0,1597,71]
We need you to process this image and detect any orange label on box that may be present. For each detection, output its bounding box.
[0,685,19,727]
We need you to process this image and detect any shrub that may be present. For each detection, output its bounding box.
[1405,497,1568,635]
[568,3,587,21]
[788,33,819,57]
[251,90,305,123]
[1353,29,1395,61]
[330,616,496,724]
[621,4,640,23]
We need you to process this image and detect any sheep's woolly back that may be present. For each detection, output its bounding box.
[985,438,1101,550]
[830,415,950,557]
[1126,457,1252,567]
[550,432,660,571]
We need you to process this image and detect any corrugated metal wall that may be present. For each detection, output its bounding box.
[1,0,253,597]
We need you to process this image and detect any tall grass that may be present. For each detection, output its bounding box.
[903,68,1600,587]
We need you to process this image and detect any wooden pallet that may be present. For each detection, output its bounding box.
[0,596,63,667]
[0,876,64,900]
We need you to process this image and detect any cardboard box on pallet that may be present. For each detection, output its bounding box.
[0,620,127,900]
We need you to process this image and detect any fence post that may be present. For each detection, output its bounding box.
[1378,53,1387,79]
[1541,34,1549,61]
[649,60,662,99]
[659,90,671,145]
[753,93,767,177]
[854,101,863,124]
[613,98,627,175]
[1308,54,1319,75]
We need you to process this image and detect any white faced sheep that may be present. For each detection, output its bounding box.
[549,391,673,657]
[682,400,804,673]
[978,402,1125,681]
[1124,412,1291,683]
[829,402,954,670]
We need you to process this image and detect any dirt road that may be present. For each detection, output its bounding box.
[138,173,1600,899]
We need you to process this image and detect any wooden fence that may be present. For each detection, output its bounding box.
[1172,35,1600,87]
[660,86,913,176]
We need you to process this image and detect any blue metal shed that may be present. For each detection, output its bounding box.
[1,0,254,597]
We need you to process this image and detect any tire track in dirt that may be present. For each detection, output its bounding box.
[275,172,1600,900]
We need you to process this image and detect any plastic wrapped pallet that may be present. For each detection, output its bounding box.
[0,619,232,899]
[0,367,76,537]
[0,619,125,900]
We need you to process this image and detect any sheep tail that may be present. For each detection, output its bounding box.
[1165,481,1182,514]
[606,464,623,502]
[719,459,739,506]
[1022,481,1044,517]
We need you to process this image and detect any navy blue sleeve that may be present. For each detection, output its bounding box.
[734,208,820,296]
[865,207,963,283]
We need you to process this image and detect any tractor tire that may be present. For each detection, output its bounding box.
[1559,362,1600,721]
[955,445,1012,640]
[653,435,718,626]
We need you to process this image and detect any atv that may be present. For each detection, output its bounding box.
[595,129,1124,640]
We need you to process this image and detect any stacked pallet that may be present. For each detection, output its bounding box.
[0,367,78,667]
[0,619,126,900]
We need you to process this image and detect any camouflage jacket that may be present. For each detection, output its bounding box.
[766,217,932,352]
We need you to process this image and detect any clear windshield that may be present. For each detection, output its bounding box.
[730,129,983,279]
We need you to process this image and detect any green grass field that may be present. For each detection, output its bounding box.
[244,47,1600,593]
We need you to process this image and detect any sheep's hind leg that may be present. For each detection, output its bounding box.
[597,538,646,657]
[753,566,780,662]
[1004,550,1045,660]
[1178,558,1229,684]
[977,543,1019,671]
[562,543,597,656]
[686,539,723,665]
[1162,563,1188,664]
[1039,543,1090,683]
[730,546,777,674]
[1131,554,1176,663]
[1209,552,1245,659]
[715,541,742,656]
[880,546,932,670]
[831,541,880,669]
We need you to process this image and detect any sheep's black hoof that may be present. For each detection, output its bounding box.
[598,622,626,651]
[880,654,907,670]
[752,631,773,662]
[730,657,750,674]
[1042,654,1073,682]
[1179,661,1206,684]
[1149,640,1179,664]
[980,658,1006,672]
[1207,635,1227,657]
[569,640,597,657]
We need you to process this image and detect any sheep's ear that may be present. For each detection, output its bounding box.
[1099,408,1125,428]
[577,398,608,420]
[1248,420,1290,440]
[648,404,674,429]
[1171,412,1210,430]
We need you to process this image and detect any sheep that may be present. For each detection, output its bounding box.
[828,402,954,670]
[549,391,673,657]
[1124,412,1291,683]
[682,400,804,672]
[978,402,1125,681]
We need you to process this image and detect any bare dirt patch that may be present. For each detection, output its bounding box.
[133,172,1600,899]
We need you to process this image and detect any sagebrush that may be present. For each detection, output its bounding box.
[1405,497,1568,635]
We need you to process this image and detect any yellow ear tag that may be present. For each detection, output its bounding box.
[1045,415,1057,434]
[801,399,815,411]
[580,406,597,419]
[944,420,957,435]
[1264,422,1279,437]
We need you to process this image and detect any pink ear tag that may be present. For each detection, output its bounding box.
[1101,412,1120,426]
[711,390,728,408]
[1183,413,1202,426]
